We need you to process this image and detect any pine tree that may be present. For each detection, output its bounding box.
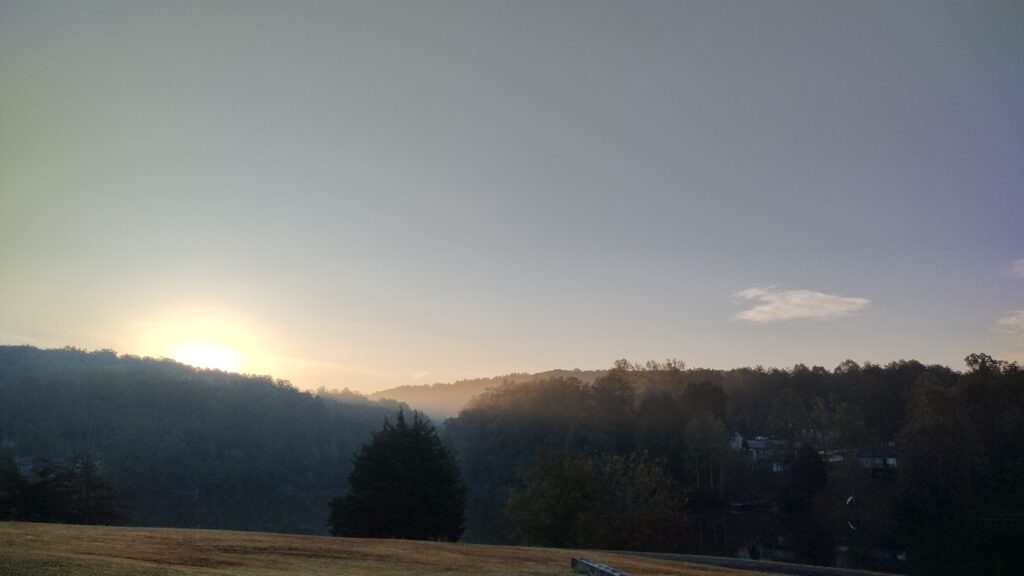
[328,410,465,541]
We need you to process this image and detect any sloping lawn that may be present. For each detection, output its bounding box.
[0,522,758,576]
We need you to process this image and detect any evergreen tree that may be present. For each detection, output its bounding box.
[0,456,23,519]
[0,454,123,524]
[66,454,124,525]
[328,410,465,541]
[783,444,828,514]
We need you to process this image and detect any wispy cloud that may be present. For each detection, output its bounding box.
[413,371,429,381]
[995,311,1024,335]
[1006,259,1024,279]
[734,287,870,323]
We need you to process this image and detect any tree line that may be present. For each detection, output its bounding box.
[0,345,400,533]
[444,355,1023,575]
[0,453,122,524]
[2,346,1021,574]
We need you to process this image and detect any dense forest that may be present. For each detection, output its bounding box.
[445,356,1024,574]
[369,369,605,420]
[0,346,400,533]
[2,346,1022,574]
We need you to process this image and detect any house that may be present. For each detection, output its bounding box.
[745,436,792,473]
[819,449,846,464]
[857,443,899,478]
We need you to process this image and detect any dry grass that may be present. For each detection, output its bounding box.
[0,522,762,576]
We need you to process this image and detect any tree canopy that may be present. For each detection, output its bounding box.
[506,451,681,551]
[5,346,1023,573]
[0,345,401,533]
[328,410,465,541]
[0,453,123,525]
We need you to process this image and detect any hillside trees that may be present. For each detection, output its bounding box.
[506,452,682,550]
[898,356,1024,517]
[896,357,1024,575]
[504,452,595,547]
[7,343,1024,566]
[446,376,592,542]
[446,355,1024,551]
[782,445,828,514]
[769,388,807,441]
[448,367,733,544]
[685,413,729,499]
[328,410,465,541]
[0,345,401,533]
[0,454,123,524]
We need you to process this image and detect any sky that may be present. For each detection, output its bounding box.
[1,0,1022,392]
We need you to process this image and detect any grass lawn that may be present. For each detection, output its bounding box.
[0,522,761,576]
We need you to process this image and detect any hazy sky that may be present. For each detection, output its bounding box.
[2,0,1022,392]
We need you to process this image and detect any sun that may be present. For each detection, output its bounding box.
[134,309,268,374]
[172,341,242,372]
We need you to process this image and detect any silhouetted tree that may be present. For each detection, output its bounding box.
[0,454,123,524]
[65,454,124,524]
[328,410,465,541]
[783,444,827,514]
[0,456,22,519]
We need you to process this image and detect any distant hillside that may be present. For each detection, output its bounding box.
[0,345,401,534]
[370,369,606,420]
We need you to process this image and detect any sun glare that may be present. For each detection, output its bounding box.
[134,310,269,374]
[173,342,242,372]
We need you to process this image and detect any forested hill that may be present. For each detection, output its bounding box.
[0,345,401,534]
[444,356,1024,574]
[369,369,606,419]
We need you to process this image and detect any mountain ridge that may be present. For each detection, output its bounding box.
[369,369,607,420]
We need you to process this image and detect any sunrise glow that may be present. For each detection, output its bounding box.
[172,342,243,372]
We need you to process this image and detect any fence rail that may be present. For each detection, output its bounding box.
[570,557,631,576]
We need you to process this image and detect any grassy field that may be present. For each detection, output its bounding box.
[0,522,762,576]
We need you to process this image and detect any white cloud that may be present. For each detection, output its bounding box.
[995,311,1024,335]
[733,287,870,323]
[413,371,429,381]
[1006,259,1024,279]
